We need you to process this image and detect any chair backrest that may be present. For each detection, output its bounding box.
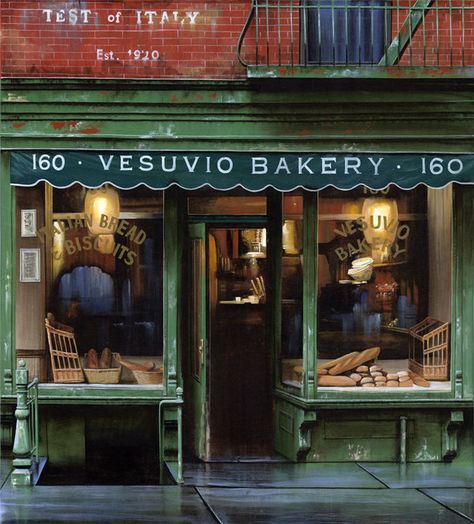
[45,313,84,383]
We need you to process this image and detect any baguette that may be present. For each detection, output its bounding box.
[119,358,155,372]
[99,347,112,369]
[318,375,357,387]
[84,348,98,369]
[328,347,380,376]
[317,351,359,372]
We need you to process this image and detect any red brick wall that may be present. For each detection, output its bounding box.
[1,1,473,78]
[396,0,474,67]
[0,1,252,78]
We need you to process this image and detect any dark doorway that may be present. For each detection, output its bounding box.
[207,227,273,459]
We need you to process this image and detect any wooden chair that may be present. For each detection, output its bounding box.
[45,313,84,383]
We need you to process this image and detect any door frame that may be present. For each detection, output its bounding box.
[184,205,279,460]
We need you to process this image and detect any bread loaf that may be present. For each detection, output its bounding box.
[318,375,357,387]
[317,352,359,372]
[85,348,98,369]
[119,357,155,372]
[99,347,112,369]
[328,347,380,375]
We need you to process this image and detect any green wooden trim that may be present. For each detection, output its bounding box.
[2,387,174,405]
[274,388,472,410]
[4,140,474,154]
[0,152,15,396]
[2,81,474,153]
[248,66,474,80]
[379,0,434,66]
[4,120,474,143]
[187,222,207,459]
[164,188,185,396]
[303,193,318,400]
[453,185,474,399]
[3,82,474,104]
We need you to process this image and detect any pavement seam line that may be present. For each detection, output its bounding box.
[195,486,224,524]
[355,462,391,488]
[417,488,474,523]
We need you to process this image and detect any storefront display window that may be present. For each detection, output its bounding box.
[317,185,452,391]
[16,184,164,385]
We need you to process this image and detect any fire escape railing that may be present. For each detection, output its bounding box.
[238,1,474,73]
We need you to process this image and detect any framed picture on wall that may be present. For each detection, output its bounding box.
[21,209,37,237]
[20,248,41,282]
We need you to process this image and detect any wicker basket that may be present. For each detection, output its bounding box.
[132,368,163,385]
[408,317,449,381]
[83,353,122,384]
[45,313,84,383]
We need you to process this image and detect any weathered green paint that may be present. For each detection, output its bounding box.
[158,388,183,484]
[303,193,318,400]
[453,185,474,400]
[0,79,473,469]
[164,188,185,396]
[187,223,207,460]
[4,118,474,146]
[379,0,434,66]
[274,398,317,461]
[12,361,33,486]
[3,387,171,404]
[443,410,465,461]
[281,388,457,403]
[305,409,463,463]
[248,66,474,80]
[0,152,15,397]
[2,80,474,154]
[3,84,474,111]
[274,389,472,409]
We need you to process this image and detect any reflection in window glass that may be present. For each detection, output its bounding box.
[280,194,304,389]
[48,187,164,384]
[317,185,452,390]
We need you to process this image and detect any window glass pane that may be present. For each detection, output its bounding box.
[317,185,452,391]
[53,184,163,214]
[280,193,304,389]
[44,186,164,384]
[307,0,388,64]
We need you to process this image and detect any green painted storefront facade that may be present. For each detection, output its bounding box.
[1,78,473,476]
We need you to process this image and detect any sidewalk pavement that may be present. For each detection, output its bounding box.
[1,461,473,523]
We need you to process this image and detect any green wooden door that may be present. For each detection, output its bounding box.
[188,223,208,460]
